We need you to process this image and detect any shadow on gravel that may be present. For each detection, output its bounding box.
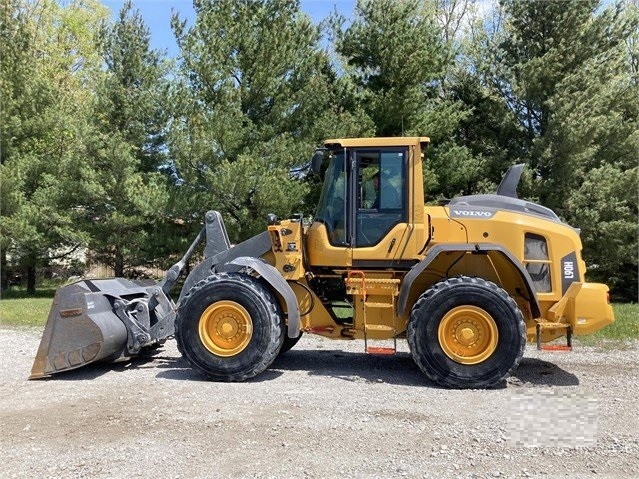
[153,348,430,386]
[35,346,577,389]
[34,347,170,381]
[510,357,579,387]
[153,359,287,382]
[269,349,436,388]
[155,350,562,388]
[153,354,287,382]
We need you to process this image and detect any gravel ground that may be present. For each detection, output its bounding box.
[1,326,638,479]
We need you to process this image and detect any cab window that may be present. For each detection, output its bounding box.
[314,150,347,245]
[355,149,407,247]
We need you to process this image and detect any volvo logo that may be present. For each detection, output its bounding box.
[450,209,495,219]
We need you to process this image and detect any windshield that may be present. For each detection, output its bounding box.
[315,151,347,244]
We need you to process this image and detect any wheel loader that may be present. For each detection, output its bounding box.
[30,137,614,388]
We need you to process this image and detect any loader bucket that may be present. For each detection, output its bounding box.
[29,279,151,379]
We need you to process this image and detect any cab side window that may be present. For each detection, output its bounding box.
[356,150,407,247]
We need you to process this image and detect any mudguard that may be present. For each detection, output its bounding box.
[397,243,541,318]
[218,256,301,338]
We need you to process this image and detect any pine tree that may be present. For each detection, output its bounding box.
[169,0,369,242]
[332,0,489,200]
[0,0,107,293]
[487,0,639,299]
[332,0,445,137]
[79,0,171,277]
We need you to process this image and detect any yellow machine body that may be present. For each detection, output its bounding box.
[265,137,613,344]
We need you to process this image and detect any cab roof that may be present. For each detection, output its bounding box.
[323,137,430,149]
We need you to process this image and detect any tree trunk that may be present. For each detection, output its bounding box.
[26,254,37,295]
[114,248,124,277]
[0,248,7,293]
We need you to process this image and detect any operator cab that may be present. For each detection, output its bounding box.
[313,145,408,247]
[306,137,430,270]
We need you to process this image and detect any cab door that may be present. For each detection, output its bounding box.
[351,147,411,265]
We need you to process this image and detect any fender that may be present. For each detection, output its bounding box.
[177,231,272,304]
[219,256,301,339]
[397,243,541,318]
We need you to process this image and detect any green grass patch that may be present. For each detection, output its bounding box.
[0,278,65,300]
[0,281,61,327]
[0,297,54,327]
[0,287,637,346]
[575,303,638,347]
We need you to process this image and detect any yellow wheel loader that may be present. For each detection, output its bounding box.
[30,137,614,388]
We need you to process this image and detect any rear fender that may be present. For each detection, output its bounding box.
[397,243,541,319]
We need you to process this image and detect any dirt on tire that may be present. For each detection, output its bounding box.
[1,326,637,479]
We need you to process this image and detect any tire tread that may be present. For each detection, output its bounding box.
[175,273,284,382]
[407,276,526,389]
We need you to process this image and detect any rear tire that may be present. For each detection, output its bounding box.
[175,273,285,381]
[407,276,526,389]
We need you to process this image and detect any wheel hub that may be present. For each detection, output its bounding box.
[198,301,253,357]
[438,306,499,365]
[458,327,476,344]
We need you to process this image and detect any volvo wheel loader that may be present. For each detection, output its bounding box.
[30,137,614,388]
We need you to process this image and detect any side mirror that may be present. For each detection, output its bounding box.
[311,149,325,174]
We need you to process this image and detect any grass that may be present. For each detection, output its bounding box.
[0,281,60,327]
[0,278,64,299]
[575,303,638,347]
[0,297,55,327]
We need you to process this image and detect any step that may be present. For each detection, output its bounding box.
[345,278,400,284]
[364,301,394,309]
[303,326,335,333]
[536,322,572,351]
[540,344,572,352]
[366,346,396,355]
[536,322,570,330]
[365,324,395,332]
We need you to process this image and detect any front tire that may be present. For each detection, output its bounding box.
[175,273,285,381]
[407,276,526,389]
[278,332,303,356]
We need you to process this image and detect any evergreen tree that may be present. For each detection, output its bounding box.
[169,0,369,242]
[567,164,638,301]
[332,0,488,200]
[78,0,171,277]
[434,1,530,195]
[0,0,107,293]
[485,0,639,299]
[332,0,445,137]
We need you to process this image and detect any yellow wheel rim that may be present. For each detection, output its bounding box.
[438,306,498,365]
[198,301,253,357]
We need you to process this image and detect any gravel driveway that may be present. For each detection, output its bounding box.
[1,326,637,479]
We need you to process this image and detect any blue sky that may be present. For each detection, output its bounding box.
[100,0,617,57]
[102,0,356,56]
